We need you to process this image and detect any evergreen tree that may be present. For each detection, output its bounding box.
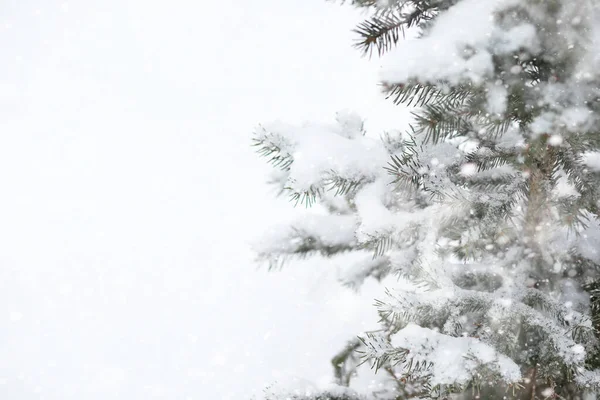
[253,0,600,398]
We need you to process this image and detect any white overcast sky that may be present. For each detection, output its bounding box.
[0,1,407,399]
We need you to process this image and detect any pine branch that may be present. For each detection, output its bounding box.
[384,134,424,190]
[257,224,357,271]
[584,278,600,370]
[331,338,363,386]
[252,126,295,170]
[353,13,405,57]
[360,233,396,258]
[555,144,600,220]
[324,174,365,196]
[286,174,365,208]
[480,117,514,138]
[556,196,592,230]
[382,82,472,108]
[464,147,520,172]
[341,255,392,289]
[287,186,322,207]
[259,242,355,271]
[357,331,408,372]
[412,103,472,144]
[353,4,435,57]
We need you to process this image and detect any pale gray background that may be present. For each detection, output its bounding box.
[0,0,407,398]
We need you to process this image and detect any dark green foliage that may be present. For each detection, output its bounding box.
[352,2,436,57]
[383,135,423,190]
[353,13,405,57]
[584,279,600,369]
[255,0,600,398]
[383,82,472,108]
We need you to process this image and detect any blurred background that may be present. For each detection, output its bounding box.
[0,0,406,398]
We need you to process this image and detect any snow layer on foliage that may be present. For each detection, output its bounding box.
[354,179,395,236]
[391,324,521,386]
[260,378,366,400]
[255,214,357,255]
[578,219,600,264]
[486,84,508,115]
[335,109,365,139]
[576,369,600,390]
[494,126,526,149]
[471,164,517,180]
[530,112,555,136]
[560,107,593,132]
[354,179,432,246]
[531,81,599,137]
[421,141,461,168]
[381,283,589,368]
[575,5,600,80]
[260,113,388,193]
[340,254,390,288]
[263,376,318,397]
[583,152,600,172]
[532,108,595,137]
[380,0,537,85]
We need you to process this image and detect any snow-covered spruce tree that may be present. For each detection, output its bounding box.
[253,0,600,399]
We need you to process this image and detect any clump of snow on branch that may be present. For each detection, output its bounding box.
[256,214,357,258]
[260,378,366,400]
[380,0,539,85]
[255,111,388,194]
[583,152,600,173]
[391,323,521,386]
